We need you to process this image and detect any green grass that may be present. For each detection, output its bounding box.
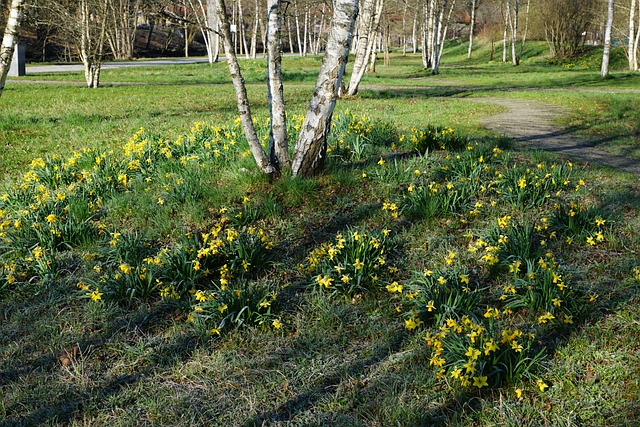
[1,42,639,426]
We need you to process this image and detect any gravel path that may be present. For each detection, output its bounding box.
[474,97,640,175]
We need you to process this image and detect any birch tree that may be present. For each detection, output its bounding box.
[105,0,140,60]
[601,0,614,77]
[216,0,358,177]
[188,0,220,63]
[509,0,518,65]
[79,0,109,87]
[628,0,639,70]
[215,0,276,175]
[290,0,358,176]
[266,0,288,168]
[431,0,456,75]
[467,0,477,59]
[0,0,26,98]
[344,0,377,96]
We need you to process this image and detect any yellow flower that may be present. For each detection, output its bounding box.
[459,274,470,284]
[354,259,364,270]
[386,281,403,293]
[259,300,271,308]
[473,376,488,388]
[484,340,499,355]
[45,214,56,223]
[209,328,221,336]
[518,178,527,189]
[405,317,423,330]
[450,367,463,379]
[465,347,481,360]
[536,379,549,392]
[272,319,283,329]
[195,290,208,302]
[119,263,132,275]
[463,360,476,374]
[218,304,228,313]
[586,236,596,246]
[316,275,333,288]
[426,300,435,312]
[88,288,102,301]
[515,388,523,398]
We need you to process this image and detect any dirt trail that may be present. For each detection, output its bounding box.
[474,97,640,174]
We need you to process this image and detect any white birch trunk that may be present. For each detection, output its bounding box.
[367,0,385,72]
[467,0,476,59]
[502,1,509,63]
[629,0,638,70]
[412,11,418,54]
[303,6,309,56]
[250,0,258,58]
[431,0,447,74]
[215,0,276,175]
[427,0,436,66]
[511,0,519,65]
[294,0,303,55]
[421,0,428,67]
[346,0,376,95]
[291,0,358,177]
[238,0,250,58]
[0,0,26,97]
[601,0,614,77]
[518,0,530,60]
[634,0,640,70]
[402,1,407,55]
[267,0,289,168]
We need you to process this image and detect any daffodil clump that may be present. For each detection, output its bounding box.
[410,125,467,153]
[78,217,274,309]
[389,144,504,222]
[402,265,480,329]
[328,111,400,162]
[496,162,577,208]
[425,314,543,389]
[306,228,395,298]
[0,123,266,294]
[188,279,282,336]
[549,200,610,246]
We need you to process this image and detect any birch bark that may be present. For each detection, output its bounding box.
[267,0,289,168]
[291,0,358,177]
[467,0,476,59]
[215,0,277,175]
[601,0,614,77]
[0,0,26,98]
[345,0,376,95]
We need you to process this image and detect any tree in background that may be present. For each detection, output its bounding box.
[0,0,27,98]
[601,0,614,77]
[541,0,597,57]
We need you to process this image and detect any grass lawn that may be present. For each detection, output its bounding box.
[0,41,639,426]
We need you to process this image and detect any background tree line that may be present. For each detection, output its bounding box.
[1,0,638,69]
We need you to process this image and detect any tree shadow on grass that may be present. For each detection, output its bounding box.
[244,327,407,425]
[0,299,201,426]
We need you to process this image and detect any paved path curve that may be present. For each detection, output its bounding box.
[474,97,640,175]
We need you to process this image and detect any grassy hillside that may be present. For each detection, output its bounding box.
[0,47,639,426]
